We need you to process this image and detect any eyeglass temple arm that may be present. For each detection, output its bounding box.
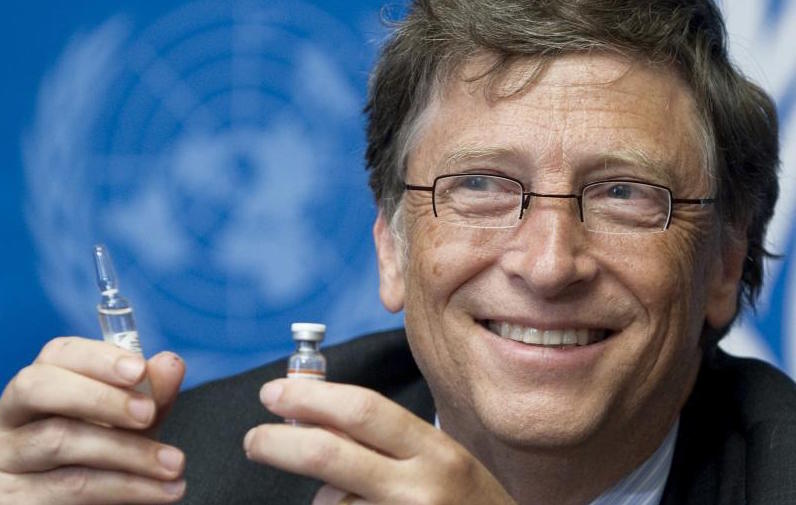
[672,197,715,205]
[405,184,434,192]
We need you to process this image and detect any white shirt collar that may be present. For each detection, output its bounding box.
[589,419,679,505]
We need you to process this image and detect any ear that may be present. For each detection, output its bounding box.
[373,211,406,313]
[705,231,748,329]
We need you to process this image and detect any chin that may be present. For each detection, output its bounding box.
[468,387,609,451]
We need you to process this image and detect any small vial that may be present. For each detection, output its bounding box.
[93,244,151,395]
[287,322,327,381]
[286,323,326,426]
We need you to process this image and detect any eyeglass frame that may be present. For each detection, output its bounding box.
[404,172,715,232]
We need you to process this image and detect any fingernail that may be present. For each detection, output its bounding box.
[260,382,284,406]
[127,397,155,424]
[243,428,255,451]
[157,446,184,472]
[115,356,145,382]
[162,479,186,496]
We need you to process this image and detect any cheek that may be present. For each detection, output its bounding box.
[403,218,505,304]
[593,229,708,378]
[401,220,506,395]
[624,230,709,375]
[637,232,710,412]
[589,232,709,421]
[657,226,710,320]
[612,228,706,323]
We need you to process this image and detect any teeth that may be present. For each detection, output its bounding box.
[523,328,541,344]
[544,330,562,345]
[486,321,607,347]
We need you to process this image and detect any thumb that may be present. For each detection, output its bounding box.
[146,351,186,425]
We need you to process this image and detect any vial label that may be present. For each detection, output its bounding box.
[287,369,326,380]
[103,330,143,354]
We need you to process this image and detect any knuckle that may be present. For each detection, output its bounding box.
[36,337,76,364]
[48,466,90,497]
[437,443,474,477]
[302,437,340,474]
[10,365,41,401]
[0,473,29,505]
[28,418,71,462]
[90,383,119,414]
[346,390,382,429]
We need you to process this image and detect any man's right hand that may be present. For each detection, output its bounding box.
[0,337,187,504]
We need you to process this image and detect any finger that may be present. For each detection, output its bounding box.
[0,363,155,429]
[244,423,394,501]
[33,336,149,388]
[259,379,435,458]
[2,467,185,505]
[312,485,371,505]
[312,484,348,505]
[145,352,185,424]
[0,417,184,480]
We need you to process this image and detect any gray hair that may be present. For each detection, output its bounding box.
[365,0,780,336]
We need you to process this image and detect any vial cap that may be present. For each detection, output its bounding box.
[291,322,326,341]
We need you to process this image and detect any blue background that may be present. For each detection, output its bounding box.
[1,0,795,390]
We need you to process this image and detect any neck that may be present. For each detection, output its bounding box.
[436,408,677,505]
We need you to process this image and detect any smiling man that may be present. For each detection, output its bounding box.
[1,1,795,505]
[241,1,795,502]
[387,52,725,498]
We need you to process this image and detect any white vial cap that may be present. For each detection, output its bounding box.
[291,322,326,341]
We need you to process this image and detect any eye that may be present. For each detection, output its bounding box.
[436,174,522,199]
[461,175,494,191]
[606,183,634,199]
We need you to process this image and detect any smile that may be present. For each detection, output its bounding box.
[483,320,611,347]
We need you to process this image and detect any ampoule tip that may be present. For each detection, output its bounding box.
[93,244,118,294]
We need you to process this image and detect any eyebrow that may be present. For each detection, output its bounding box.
[593,148,676,185]
[438,145,527,173]
[438,145,676,182]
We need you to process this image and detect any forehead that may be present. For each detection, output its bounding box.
[407,53,707,190]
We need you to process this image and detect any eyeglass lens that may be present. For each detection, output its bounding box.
[432,174,672,233]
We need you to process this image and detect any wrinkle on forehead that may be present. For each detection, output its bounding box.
[460,51,644,102]
[406,53,712,195]
[433,144,676,188]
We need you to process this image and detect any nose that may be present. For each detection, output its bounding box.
[499,198,598,298]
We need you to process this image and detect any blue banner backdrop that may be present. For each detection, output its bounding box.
[1,0,794,389]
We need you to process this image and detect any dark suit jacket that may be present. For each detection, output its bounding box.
[161,329,796,504]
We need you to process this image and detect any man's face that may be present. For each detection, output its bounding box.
[375,54,744,451]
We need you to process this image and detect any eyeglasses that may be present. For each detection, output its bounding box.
[404,173,715,234]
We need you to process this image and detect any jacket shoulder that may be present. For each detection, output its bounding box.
[662,349,796,505]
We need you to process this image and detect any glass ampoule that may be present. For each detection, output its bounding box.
[94,244,151,395]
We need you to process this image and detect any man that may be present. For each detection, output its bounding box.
[1,0,794,504]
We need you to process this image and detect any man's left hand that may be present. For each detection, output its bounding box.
[243,379,517,505]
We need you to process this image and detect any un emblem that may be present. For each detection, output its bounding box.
[23,0,396,383]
